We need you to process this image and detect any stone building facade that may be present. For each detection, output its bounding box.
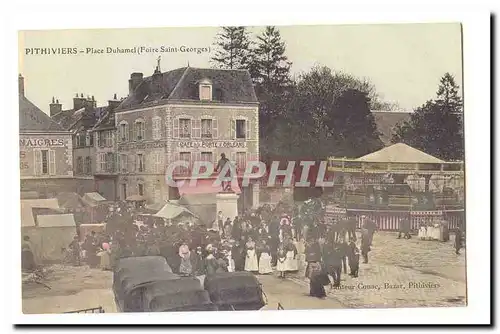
[113,66,260,209]
[18,75,88,197]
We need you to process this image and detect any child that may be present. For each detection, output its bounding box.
[276,244,287,278]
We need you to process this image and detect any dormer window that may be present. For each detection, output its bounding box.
[199,78,212,101]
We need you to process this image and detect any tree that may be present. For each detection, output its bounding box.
[211,27,252,69]
[328,89,384,157]
[264,66,384,159]
[252,26,293,134]
[392,73,464,160]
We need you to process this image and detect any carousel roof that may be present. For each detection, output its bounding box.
[153,202,197,220]
[356,143,445,164]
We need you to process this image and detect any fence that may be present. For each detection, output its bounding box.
[64,306,105,314]
[346,208,464,231]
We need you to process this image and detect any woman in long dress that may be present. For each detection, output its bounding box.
[284,238,298,272]
[244,237,259,272]
[258,241,273,275]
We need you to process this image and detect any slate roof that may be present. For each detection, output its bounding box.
[92,108,116,131]
[19,96,66,132]
[51,106,104,132]
[372,111,412,146]
[116,67,258,112]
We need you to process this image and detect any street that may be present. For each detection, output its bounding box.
[22,231,466,314]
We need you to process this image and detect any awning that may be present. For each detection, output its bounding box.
[37,214,77,228]
[177,179,241,196]
[83,192,108,207]
[153,202,197,220]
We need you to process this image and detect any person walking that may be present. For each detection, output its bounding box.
[360,228,371,264]
[455,225,464,255]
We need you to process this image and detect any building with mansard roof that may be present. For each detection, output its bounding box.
[110,64,260,213]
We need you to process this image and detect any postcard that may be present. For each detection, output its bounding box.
[18,23,467,318]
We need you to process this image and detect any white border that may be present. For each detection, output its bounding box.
[1,0,492,327]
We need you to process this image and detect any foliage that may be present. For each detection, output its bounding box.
[392,73,464,160]
[210,27,252,70]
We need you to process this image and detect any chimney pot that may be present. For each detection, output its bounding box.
[49,97,62,116]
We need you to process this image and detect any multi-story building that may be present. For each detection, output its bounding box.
[50,91,122,199]
[113,65,260,209]
[19,74,78,197]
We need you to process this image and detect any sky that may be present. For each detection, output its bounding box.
[18,23,462,114]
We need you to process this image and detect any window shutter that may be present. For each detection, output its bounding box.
[246,119,251,139]
[189,119,194,138]
[124,124,129,142]
[111,131,115,147]
[85,132,91,146]
[49,150,56,175]
[128,154,135,173]
[122,155,128,173]
[212,118,218,139]
[34,150,42,175]
[117,154,121,172]
[193,119,201,138]
[173,118,179,138]
[231,119,236,139]
[141,122,146,140]
[194,152,201,172]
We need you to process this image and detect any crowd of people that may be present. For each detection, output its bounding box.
[59,200,383,300]
[21,198,465,302]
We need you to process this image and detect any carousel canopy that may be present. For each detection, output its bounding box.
[83,192,108,207]
[356,143,445,164]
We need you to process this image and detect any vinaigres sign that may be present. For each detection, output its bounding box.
[20,138,65,147]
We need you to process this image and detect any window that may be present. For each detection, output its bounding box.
[138,183,144,196]
[34,149,55,175]
[105,131,113,147]
[135,120,145,141]
[120,154,128,173]
[179,118,191,138]
[84,157,91,174]
[41,150,49,174]
[137,153,145,172]
[236,119,246,139]
[179,152,191,174]
[200,85,212,101]
[153,151,163,174]
[201,119,213,138]
[201,152,213,162]
[105,152,114,172]
[121,184,127,200]
[119,122,129,142]
[76,157,83,174]
[76,133,86,148]
[201,152,213,173]
[152,117,162,140]
[98,153,106,172]
[236,152,247,171]
[86,132,93,147]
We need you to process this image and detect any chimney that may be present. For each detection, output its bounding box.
[18,74,24,96]
[108,93,121,110]
[73,93,86,110]
[49,97,62,116]
[84,95,96,109]
[128,72,143,94]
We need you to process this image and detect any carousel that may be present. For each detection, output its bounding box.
[326,143,464,234]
